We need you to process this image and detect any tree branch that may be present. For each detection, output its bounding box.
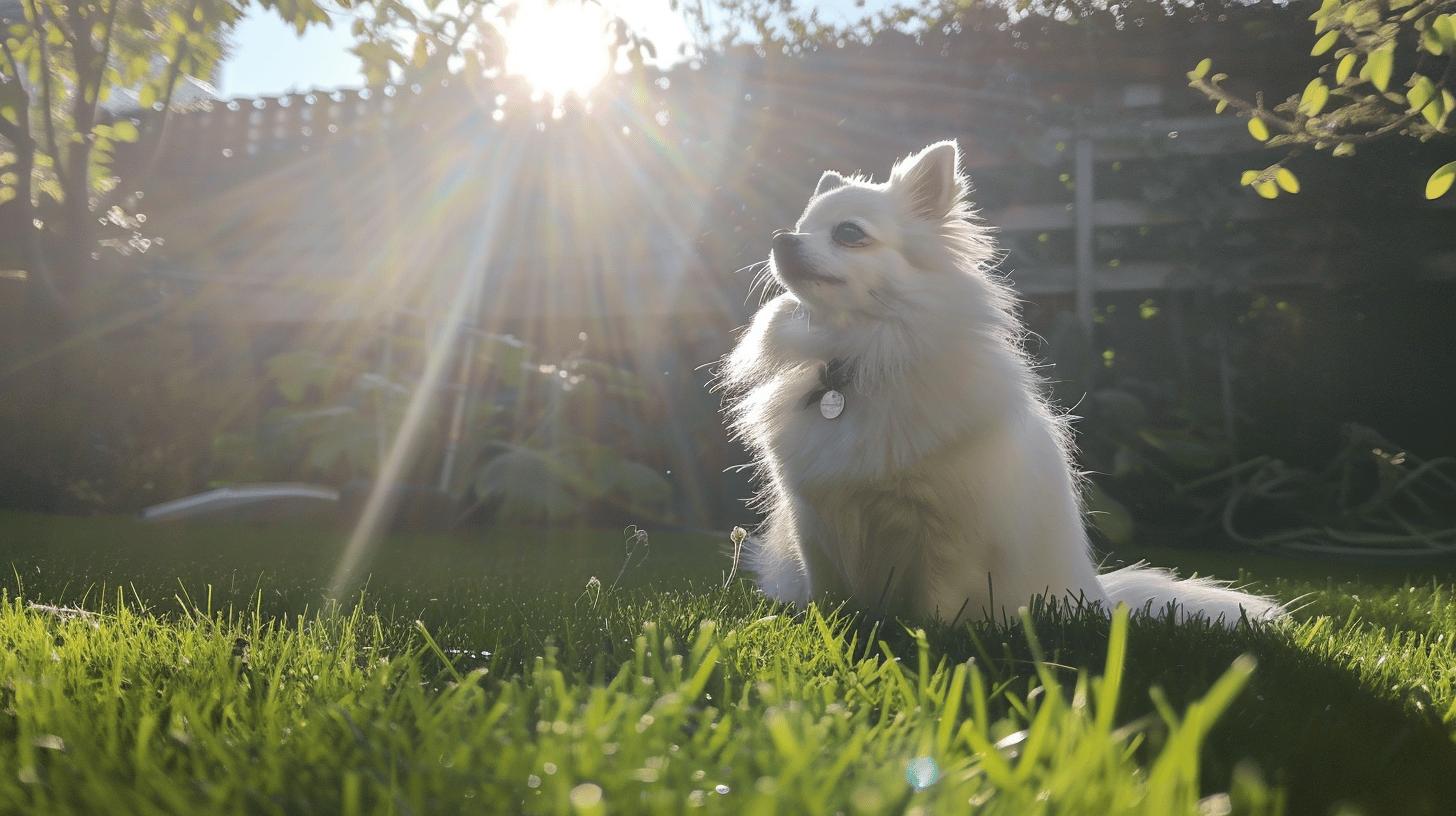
[0,38,31,145]
[89,0,196,218]
[23,0,70,193]
[154,0,201,118]
[74,0,123,136]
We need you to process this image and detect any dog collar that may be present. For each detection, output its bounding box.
[804,358,852,419]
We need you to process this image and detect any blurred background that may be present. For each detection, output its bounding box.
[2,0,1454,565]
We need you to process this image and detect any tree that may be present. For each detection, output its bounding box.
[1186,0,1456,199]
[0,0,339,327]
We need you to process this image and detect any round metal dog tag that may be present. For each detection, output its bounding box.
[819,389,845,420]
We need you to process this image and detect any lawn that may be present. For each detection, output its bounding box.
[0,511,1454,814]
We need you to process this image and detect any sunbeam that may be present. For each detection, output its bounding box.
[328,142,522,597]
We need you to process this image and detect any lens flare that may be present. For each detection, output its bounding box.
[502,0,612,102]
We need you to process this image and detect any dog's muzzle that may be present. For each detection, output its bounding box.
[772,232,841,286]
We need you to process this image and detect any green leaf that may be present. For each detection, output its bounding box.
[1311,30,1338,56]
[139,84,157,111]
[267,351,334,403]
[111,120,139,143]
[1335,53,1357,84]
[1308,0,1338,20]
[1138,429,1228,471]
[1254,181,1280,199]
[1427,162,1456,199]
[1332,142,1356,157]
[1436,15,1456,51]
[1299,79,1329,116]
[1247,117,1270,141]
[1240,170,1260,185]
[1275,167,1300,194]
[472,447,580,521]
[1408,75,1435,111]
[1187,58,1212,81]
[1422,95,1445,126]
[1368,47,1394,92]
[1215,100,1228,114]
[1423,26,1446,55]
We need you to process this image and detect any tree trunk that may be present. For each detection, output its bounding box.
[56,138,95,298]
[7,141,67,340]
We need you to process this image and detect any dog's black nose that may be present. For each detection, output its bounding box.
[772,232,805,255]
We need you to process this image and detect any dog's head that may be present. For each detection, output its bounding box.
[769,140,992,321]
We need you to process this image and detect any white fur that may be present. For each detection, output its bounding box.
[721,140,1284,626]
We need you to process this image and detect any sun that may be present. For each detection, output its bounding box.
[502,0,613,102]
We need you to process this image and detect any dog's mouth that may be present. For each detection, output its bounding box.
[772,248,843,287]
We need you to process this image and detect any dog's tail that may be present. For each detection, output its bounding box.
[740,530,812,607]
[1097,563,1285,625]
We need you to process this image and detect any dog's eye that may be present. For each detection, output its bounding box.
[831,222,870,247]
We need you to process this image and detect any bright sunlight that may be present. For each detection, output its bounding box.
[502,0,612,101]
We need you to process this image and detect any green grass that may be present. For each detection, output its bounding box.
[1,511,1455,814]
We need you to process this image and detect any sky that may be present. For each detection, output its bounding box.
[218,10,364,97]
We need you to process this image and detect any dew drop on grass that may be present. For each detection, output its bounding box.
[569,783,602,808]
[906,756,940,790]
[714,784,730,795]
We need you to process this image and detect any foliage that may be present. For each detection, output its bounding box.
[346,0,663,88]
[685,0,1454,199]
[0,315,261,513]
[1063,285,1456,558]
[1176,423,1456,556]
[1077,382,1236,549]
[1186,0,1456,199]
[225,329,673,524]
[0,0,346,315]
[1081,376,1456,557]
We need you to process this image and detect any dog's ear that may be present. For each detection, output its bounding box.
[891,140,966,220]
[814,171,847,197]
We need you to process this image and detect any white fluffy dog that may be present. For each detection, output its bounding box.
[721,139,1284,626]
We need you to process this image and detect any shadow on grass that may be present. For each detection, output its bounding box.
[887,604,1456,816]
